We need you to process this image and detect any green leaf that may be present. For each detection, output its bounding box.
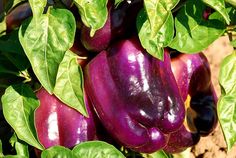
[41,146,74,158]
[227,6,236,25]
[10,134,29,157]
[19,8,76,93]
[28,0,47,19]
[219,52,236,94]
[1,84,44,150]
[202,0,230,24]
[53,50,88,117]
[137,9,174,60]
[225,0,236,9]
[143,0,179,37]
[218,52,236,150]
[0,64,19,76]
[114,0,124,7]
[0,30,30,71]
[72,141,125,158]
[0,54,20,77]
[74,0,108,36]
[142,150,172,158]
[169,0,226,53]
[0,16,6,37]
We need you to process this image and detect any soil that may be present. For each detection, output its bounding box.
[185,36,236,158]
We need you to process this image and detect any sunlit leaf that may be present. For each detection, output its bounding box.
[1,84,44,150]
[218,51,236,150]
[53,50,88,117]
[19,8,76,93]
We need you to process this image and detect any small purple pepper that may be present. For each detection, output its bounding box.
[80,0,143,52]
[163,51,218,153]
[35,88,97,149]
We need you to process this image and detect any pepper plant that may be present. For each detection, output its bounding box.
[0,0,236,157]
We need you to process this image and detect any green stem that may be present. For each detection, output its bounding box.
[18,70,32,83]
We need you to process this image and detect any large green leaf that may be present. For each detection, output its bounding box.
[169,0,226,53]
[28,0,47,19]
[19,8,76,93]
[41,146,74,158]
[137,9,174,60]
[74,0,108,36]
[0,30,30,71]
[41,141,125,158]
[53,50,88,117]
[218,51,236,150]
[1,84,44,150]
[0,54,21,77]
[144,0,179,37]
[202,0,230,24]
[72,141,125,158]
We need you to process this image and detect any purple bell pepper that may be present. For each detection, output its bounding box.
[84,38,185,153]
[80,0,142,52]
[35,88,97,149]
[163,51,218,153]
[6,2,32,32]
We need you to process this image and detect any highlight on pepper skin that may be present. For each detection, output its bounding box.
[163,50,218,153]
[35,88,97,149]
[84,37,185,153]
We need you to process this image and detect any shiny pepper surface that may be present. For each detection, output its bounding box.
[35,88,97,149]
[164,52,218,153]
[84,38,185,153]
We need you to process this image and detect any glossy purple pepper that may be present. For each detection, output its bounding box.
[163,52,218,153]
[84,38,185,153]
[35,88,97,149]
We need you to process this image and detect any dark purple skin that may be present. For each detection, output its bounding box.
[171,52,212,101]
[163,125,200,153]
[84,38,185,153]
[110,0,143,37]
[6,2,32,32]
[163,52,218,153]
[80,0,143,52]
[80,2,112,52]
[35,88,97,149]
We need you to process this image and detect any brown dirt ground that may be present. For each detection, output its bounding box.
[180,36,236,158]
